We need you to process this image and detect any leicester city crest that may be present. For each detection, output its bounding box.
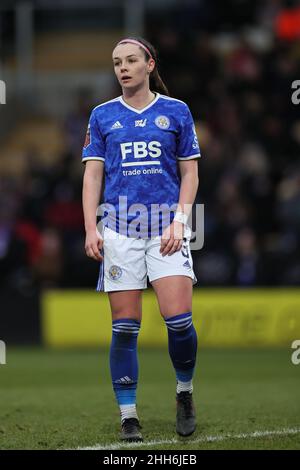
[155,115,170,130]
[109,265,123,280]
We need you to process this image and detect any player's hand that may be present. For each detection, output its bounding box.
[85,229,103,261]
[160,221,184,257]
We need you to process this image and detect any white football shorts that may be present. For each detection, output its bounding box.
[96,225,197,292]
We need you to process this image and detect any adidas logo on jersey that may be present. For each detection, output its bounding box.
[111,121,123,129]
[115,376,134,385]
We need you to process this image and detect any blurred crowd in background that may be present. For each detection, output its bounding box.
[0,0,300,292]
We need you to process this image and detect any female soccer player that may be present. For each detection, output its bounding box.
[82,37,200,442]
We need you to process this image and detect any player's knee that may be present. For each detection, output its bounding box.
[112,311,141,322]
[164,312,194,333]
[111,318,141,344]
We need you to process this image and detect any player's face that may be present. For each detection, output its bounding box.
[112,43,154,90]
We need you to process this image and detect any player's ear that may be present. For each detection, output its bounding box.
[148,59,155,74]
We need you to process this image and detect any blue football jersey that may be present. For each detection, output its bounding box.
[82,93,201,237]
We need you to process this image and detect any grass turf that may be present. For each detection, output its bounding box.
[0,348,299,450]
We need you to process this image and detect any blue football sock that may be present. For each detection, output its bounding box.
[164,312,198,390]
[110,318,140,417]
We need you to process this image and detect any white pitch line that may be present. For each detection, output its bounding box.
[76,427,300,450]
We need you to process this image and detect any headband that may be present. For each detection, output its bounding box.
[117,39,154,60]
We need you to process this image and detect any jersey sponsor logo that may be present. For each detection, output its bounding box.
[83,124,90,148]
[111,121,123,129]
[135,119,147,127]
[120,141,162,161]
[155,115,170,129]
[109,265,123,280]
[192,124,200,149]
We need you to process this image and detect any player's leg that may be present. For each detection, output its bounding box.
[108,289,142,321]
[151,274,193,316]
[151,275,197,436]
[108,290,143,441]
[100,226,147,441]
[151,275,197,395]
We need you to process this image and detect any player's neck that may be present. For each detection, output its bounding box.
[122,87,156,110]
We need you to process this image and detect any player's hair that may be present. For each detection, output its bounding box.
[117,37,169,96]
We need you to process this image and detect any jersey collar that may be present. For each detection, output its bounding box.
[119,93,160,114]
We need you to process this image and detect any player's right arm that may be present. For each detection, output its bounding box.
[82,160,104,261]
[82,107,106,262]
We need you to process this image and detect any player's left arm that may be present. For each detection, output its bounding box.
[177,159,199,210]
[160,159,199,256]
[161,103,200,256]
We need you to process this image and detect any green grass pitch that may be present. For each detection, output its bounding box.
[0,348,299,450]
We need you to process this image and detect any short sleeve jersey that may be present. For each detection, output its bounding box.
[82,93,201,237]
